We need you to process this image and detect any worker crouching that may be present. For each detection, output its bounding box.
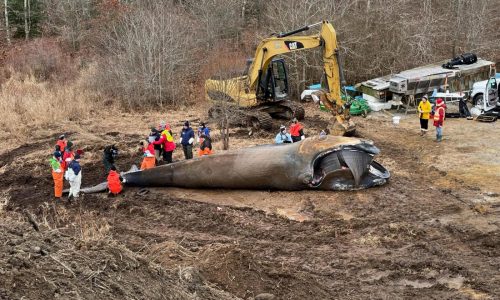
[198,134,213,156]
[107,165,124,196]
[275,125,293,144]
[140,140,156,170]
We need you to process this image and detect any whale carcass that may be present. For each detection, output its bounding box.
[79,136,390,193]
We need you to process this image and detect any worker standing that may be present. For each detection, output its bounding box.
[61,141,74,171]
[107,165,123,196]
[198,134,213,156]
[103,145,118,173]
[65,153,82,201]
[49,151,64,200]
[275,125,292,144]
[56,134,67,158]
[140,140,156,170]
[180,121,195,159]
[154,123,176,164]
[149,126,162,163]
[418,95,432,136]
[433,98,446,142]
[289,118,305,143]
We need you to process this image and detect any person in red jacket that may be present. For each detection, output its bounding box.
[153,123,176,164]
[433,98,446,142]
[56,134,67,158]
[289,118,305,143]
[107,165,123,196]
[61,141,74,171]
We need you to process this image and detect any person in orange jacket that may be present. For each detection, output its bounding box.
[107,165,123,196]
[49,151,64,199]
[140,140,156,170]
[56,134,67,158]
[198,134,213,157]
[289,118,305,143]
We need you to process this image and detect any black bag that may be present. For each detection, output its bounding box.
[442,53,478,69]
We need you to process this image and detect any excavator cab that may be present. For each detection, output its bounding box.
[256,58,289,102]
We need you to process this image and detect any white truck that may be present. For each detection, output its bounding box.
[469,76,500,116]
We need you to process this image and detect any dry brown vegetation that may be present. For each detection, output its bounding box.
[0,68,100,134]
[0,1,499,299]
[1,0,499,117]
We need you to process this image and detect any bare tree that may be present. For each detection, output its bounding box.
[94,0,200,107]
[23,0,28,40]
[202,46,248,150]
[184,0,246,48]
[41,0,93,50]
[4,0,10,45]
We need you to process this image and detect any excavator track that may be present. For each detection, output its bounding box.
[278,101,305,120]
[248,112,273,130]
[209,104,273,130]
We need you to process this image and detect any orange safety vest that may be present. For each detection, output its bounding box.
[433,106,445,126]
[290,123,303,137]
[140,156,156,170]
[107,170,122,194]
[56,140,67,152]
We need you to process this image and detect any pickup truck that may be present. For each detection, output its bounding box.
[469,75,500,115]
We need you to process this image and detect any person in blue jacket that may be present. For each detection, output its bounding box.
[197,122,210,139]
[275,125,292,144]
[180,121,195,159]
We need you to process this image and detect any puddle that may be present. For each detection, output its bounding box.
[276,208,311,222]
[359,269,391,282]
[437,274,465,289]
[398,279,434,288]
[336,211,354,221]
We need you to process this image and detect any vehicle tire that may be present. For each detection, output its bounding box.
[473,94,484,106]
[249,113,273,131]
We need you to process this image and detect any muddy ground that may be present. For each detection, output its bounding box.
[0,103,499,299]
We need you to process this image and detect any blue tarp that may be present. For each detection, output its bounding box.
[308,83,321,90]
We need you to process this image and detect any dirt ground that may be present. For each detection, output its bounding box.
[0,103,499,299]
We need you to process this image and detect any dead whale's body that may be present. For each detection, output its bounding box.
[79,136,390,193]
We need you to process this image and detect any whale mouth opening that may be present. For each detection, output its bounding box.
[311,144,390,190]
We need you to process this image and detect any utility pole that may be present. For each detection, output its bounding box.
[4,0,11,45]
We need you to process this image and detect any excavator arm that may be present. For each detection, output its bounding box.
[247,21,354,135]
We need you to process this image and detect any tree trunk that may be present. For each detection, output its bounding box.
[24,0,28,40]
[4,0,10,45]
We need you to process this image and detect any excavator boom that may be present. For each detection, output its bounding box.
[246,21,354,135]
[205,20,355,135]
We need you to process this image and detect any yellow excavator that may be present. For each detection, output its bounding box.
[205,20,355,135]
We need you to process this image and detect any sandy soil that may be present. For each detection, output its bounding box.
[0,103,499,299]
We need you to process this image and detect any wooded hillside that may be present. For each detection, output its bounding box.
[1,0,499,107]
